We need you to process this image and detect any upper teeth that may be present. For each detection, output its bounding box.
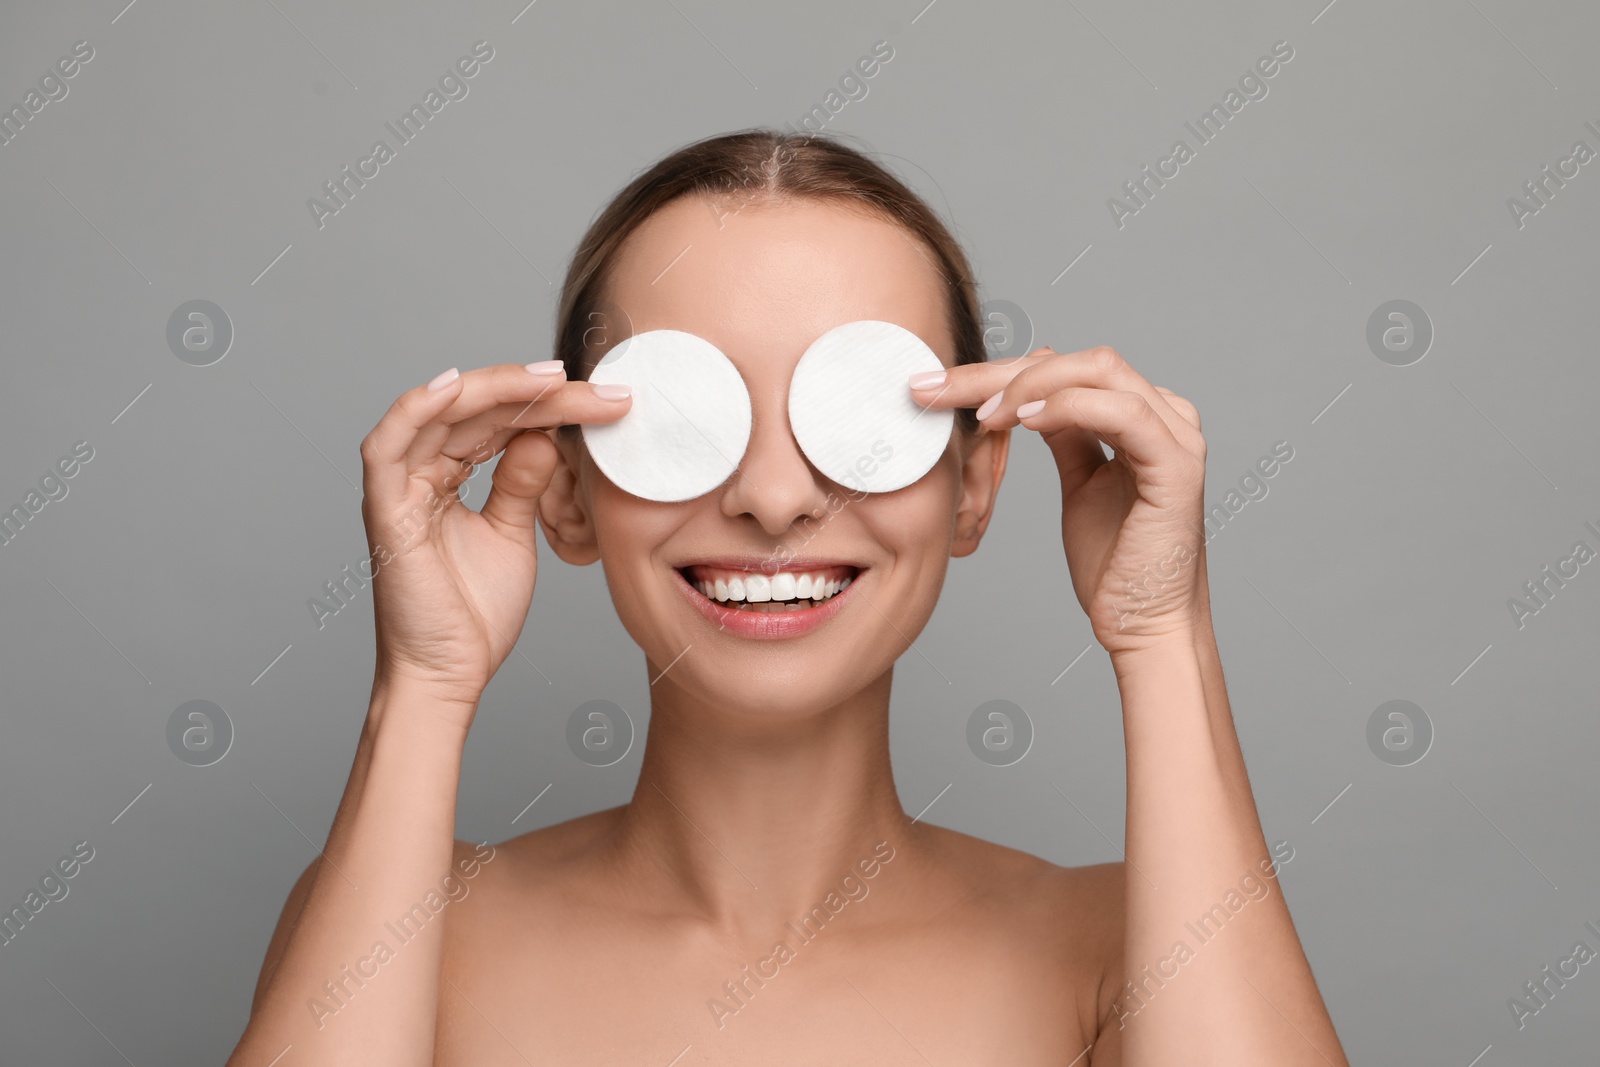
[691,569,854,604]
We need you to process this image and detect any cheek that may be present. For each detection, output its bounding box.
[593,488,683,569]
[858,472,960,566]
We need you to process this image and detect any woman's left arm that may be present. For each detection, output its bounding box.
[913,347,1347,1066]
[1097,568,1346,1066]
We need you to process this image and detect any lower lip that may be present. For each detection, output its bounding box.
[673,568,861,640]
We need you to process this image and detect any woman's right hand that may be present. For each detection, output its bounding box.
[358,361,630,720]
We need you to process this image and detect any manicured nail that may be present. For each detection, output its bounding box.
[975,391,1003,421]
[908,370,946,390]
[427,367,460,391]
[526,359,566,376]
[593,383,631,400]
[1015,400,1046,419]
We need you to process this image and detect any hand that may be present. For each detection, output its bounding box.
[358,362,631,717]
[911,346,1209,654]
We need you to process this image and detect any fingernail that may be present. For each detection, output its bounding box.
[526,359,566,376]
[1016,399,1046,419]
[594,383,631,400]
[427,368,460,391]
[975,391,1003,421]
[908,370,946,390]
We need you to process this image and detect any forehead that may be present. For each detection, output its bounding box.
[602,195,953,370]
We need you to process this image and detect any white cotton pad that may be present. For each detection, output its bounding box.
[582,330,753,503]
[788,320,954,494]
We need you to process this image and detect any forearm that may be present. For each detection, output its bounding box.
[228,681,471,1066]
[1110,584,1346,1064]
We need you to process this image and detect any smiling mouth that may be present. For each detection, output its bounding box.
[675,562,862,612]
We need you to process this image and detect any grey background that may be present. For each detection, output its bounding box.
[2,0,1596,1062]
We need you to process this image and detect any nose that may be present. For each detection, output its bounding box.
[717,392,837,537]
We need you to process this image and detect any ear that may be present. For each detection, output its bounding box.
[536,430,602,566]
[951,425,1009,559]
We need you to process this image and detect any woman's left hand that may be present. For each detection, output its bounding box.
[911,345,1210,655]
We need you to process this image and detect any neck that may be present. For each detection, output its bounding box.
[608,665,913,932]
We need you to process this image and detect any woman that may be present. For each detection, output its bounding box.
[228,129,1348,1065]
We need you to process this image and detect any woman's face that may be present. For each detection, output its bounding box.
[543,194,1007,724]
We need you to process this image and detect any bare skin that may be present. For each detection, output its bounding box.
[229,194,1348,1065]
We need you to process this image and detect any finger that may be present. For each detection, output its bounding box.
[984,348,1116,483]
[361,367,469,511]
[1009,387,1204,498]
[417,379,636,516]
[479,428,560,541]
[426,376,635,461]
[1153,386,1202,433]
[431,379,629,463]
[965,348,1202,455]
[407,367,631,472]
[407,362,567,465]
[907,348,1055,410]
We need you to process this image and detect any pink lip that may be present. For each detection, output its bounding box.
[674,554,866,574]
[671,565,859,640]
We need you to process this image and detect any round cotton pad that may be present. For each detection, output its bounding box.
[582,330,753,503]
[788,320,954,494]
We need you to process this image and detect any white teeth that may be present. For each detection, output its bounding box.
[690,568,856,605]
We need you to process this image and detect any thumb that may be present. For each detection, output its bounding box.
[479,430,559,540]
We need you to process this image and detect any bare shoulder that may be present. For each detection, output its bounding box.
[911,824,1125,1033]
[478,804,626,860]
[921,821,1120,915]
[451,804,627,897]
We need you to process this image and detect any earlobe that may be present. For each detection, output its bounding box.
[950,427,1009,559]
[537,436,602,565]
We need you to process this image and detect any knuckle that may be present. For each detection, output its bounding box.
[1089,346,1125,374]
[383,394,418,429]
[1114,389,1150,419]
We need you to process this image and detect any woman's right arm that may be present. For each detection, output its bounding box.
[226,361,630,1066]
[226,677,473,1066]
